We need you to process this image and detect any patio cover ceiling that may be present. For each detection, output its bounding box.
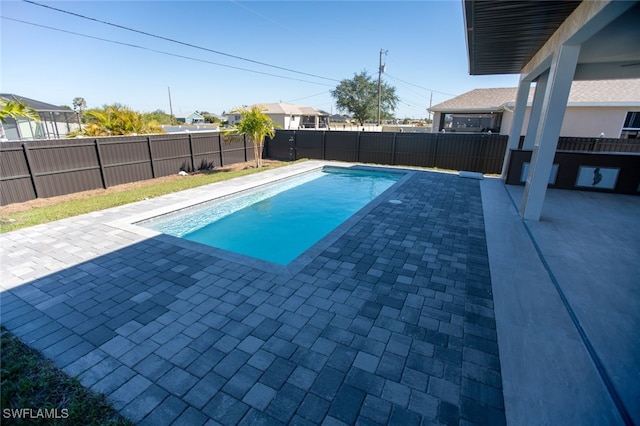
[464,0,640,80]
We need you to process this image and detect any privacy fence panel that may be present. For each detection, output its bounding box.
[221,134,247,165]
[295,131,324,160]
[266,130,294,161]
[20,139,104,200]
[394,134,437,167]
[481,135,510,172]
[150,134,193,176]
[191,132,223,169]
[99,136,154,187]
[358,132,395,165]
[0,142,37,204]
[325,132,358,162]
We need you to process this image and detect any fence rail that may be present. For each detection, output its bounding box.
[2,130,638,206]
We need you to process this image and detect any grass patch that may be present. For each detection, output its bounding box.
[0,327,133,425]
[0,161,297,233]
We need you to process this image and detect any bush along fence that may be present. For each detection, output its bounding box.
[0,132,253,206]
[266,130,509,174]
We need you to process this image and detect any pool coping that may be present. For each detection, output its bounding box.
[107,160,416,277]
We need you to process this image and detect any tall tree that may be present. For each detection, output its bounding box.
[225,105,280,168]
[72,97,87,113]
[0,98,40,123]
[331,71,398,125]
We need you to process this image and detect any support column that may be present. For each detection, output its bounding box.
[520,44,580,221]
[501,79,531,179]
[523,71,549,150]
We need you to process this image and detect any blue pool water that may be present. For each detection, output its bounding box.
[141,167,403,264]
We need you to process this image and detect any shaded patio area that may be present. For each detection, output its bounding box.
[484,180,639,425]
[1,161,637,424]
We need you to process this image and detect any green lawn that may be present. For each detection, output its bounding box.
[1,327,133,426]
[0,161,296,233]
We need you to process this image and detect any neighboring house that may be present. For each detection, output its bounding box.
[176,111,205,124]
[228,103,329,130]
[0,93,79,141]
[429,79,640,139]
[328,114,351,123]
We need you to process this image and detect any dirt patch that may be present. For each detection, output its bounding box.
[0,160,283,215]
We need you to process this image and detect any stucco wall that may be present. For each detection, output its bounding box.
[559,107,627,138]
[494,107,628,138]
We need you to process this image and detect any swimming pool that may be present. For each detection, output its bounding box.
[140,166,404,265]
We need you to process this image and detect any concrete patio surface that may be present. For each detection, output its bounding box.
[483,179,639,426]
[0,160,637,425]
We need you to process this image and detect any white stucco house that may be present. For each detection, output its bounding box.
[429,79,640,139]
[227,103,329,130]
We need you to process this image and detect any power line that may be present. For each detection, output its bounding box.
[285,90,332,103]
[229,0,287,31]
[1,16,334,87]
[22,0,340,83]
[384,73,457,97]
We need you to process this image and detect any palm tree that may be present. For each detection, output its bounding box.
[226,105,280,168]
[67,104,164,137]
[0,98,40,123]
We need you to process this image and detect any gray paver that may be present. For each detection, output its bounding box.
[0,165,507,425]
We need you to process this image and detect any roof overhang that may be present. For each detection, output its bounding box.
[430,107,506,114]
[464,0,640,81]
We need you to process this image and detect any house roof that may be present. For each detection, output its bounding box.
[0,93,71,112]
[252,103,328,116]
[176,111,204,119]
[430,79,640,112]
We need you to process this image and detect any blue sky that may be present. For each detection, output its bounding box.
[1,0,519,118]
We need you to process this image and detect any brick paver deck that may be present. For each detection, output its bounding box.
[1,162,505,425]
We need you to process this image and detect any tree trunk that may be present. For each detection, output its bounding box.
[253,140,260,168]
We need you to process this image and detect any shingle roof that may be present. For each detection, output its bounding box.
[430,79,640,112]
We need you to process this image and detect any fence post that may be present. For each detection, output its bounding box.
[322,131,326,160]
[288,134,296,161]
[356,131,361,162]
[433,133,440,168]
[94,139,107,188]
[218,133,224,166]
[391,132,398,165]
[188,133,195,172]
[147,136,156,178]
[243,135,248,162]
[21,143,39,199]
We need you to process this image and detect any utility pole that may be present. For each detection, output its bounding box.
[377,48,388,126]
[167,86,175,124]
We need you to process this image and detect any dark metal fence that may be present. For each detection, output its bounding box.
[519,136,640,152]
[266,130,509,174]
[0,132,252,206]
[3,130,638,206]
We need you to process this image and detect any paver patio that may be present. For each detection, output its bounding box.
[2,161,506,425]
